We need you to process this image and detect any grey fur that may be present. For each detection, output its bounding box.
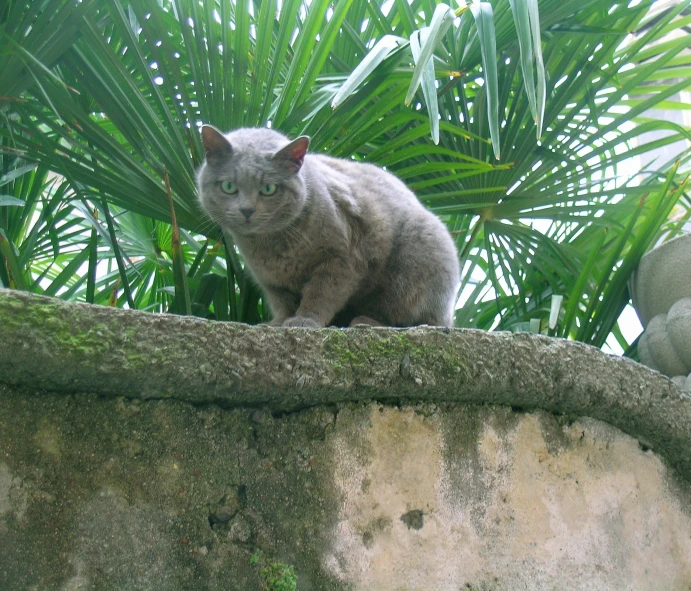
[197,126,460,328]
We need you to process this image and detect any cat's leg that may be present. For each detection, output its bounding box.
[375,216,459,327]
[388,265,457,327]
[283,262,363,328]
[262,286,300,326]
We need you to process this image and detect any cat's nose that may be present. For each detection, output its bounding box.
[239,207,255,220]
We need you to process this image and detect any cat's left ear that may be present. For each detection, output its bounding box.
[201,124,232,162]
[272,136,310,174]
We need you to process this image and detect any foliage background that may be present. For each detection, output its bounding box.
[1,0,690,354]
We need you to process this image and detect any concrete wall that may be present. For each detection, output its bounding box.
[1,290,690,590]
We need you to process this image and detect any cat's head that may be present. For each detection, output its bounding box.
[197,125,310,236]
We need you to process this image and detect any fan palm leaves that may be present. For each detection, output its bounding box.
[1,0,690,351]
[0,0,99,103]
[0,161,94,295]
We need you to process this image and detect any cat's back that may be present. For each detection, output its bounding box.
[308,154,424,217]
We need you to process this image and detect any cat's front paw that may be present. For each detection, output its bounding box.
[282,316,322,328]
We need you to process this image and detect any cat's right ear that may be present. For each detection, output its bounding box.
[201,124,232,163]
[272,136,310,174]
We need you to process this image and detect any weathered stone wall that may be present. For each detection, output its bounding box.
[1,290,690,590]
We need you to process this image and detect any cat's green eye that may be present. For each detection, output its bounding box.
[260,183,278,196]
[220,180,238,194]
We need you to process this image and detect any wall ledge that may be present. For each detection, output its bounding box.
[1,288,689,481]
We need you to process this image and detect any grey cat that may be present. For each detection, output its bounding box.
[197,125,460,328]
